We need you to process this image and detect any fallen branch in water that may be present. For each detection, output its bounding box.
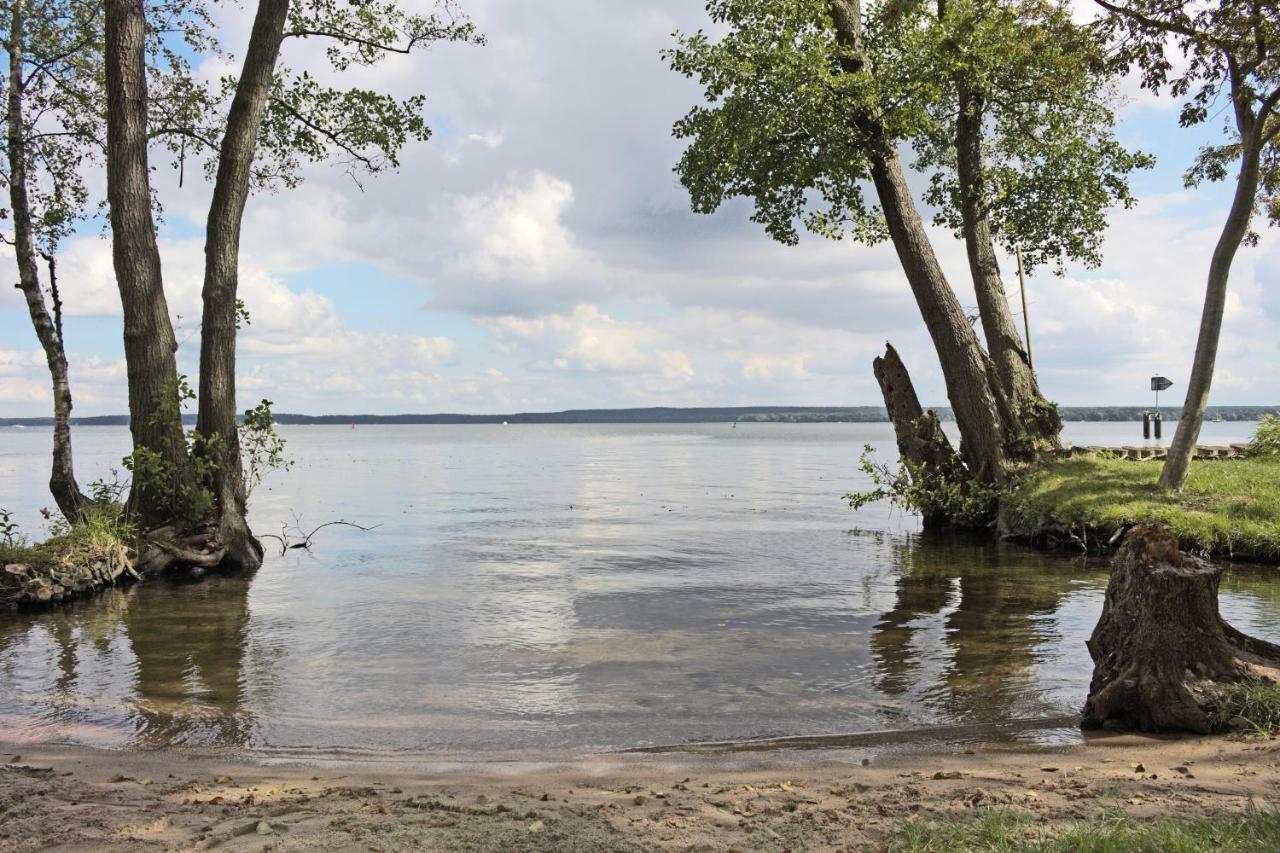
[259,513,382,556]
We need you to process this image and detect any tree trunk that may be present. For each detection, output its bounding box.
[829,0,1010,484]
[6,0,88,523]
[1158,111,1263,490]
[105,0,188,527]
[872,342,965,530]
[195,0,289,573]
[954,84,1061,460]
[1082,523,1280,733]
[866,150,1010,483]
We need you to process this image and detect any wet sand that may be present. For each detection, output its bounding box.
[2,733,1278,851]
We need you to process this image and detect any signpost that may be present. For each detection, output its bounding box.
[1146,376,1174,440]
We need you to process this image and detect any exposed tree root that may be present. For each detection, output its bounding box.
[2,544,136,610]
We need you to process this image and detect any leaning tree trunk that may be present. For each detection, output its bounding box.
[1082,523,1280,733]
[1158,112,1263,491]
[872,342,966,530]
[866,145,1010,484]
[6,0,88,523]
[954,84,1061,460]
[828,0,1010,485]
[105,0,191,527]
[194,0,289,573]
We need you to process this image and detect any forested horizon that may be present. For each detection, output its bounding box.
[3,404,1274,427]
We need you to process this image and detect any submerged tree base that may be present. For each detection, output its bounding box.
[1083,523,1280,733]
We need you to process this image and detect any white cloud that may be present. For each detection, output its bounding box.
[2,0,1278,417]
[450,172,587,282]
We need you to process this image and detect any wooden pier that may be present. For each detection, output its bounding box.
[1070,443,1251,461]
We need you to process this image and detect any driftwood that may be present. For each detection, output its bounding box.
[872,342,966,530]
[259,514,382,556]
[1082,523,1280,733]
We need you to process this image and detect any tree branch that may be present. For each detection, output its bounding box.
[1091,0,1229,50]
[148,125,220,151]
[37,250,65,345]
[268,96,377,169]
[283,27,422,54]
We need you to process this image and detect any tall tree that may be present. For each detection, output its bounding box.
[2,0,100,521]
[670,0,1010,483]
[105,0,191,531]
[1093,1,1280,490]
[105,0,480,572]
[195,0,290,572]
[667,0,1144,485]
[888,0,1150,455]
[4,0,219,523]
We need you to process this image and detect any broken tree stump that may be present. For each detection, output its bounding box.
[1082,523,1280,733]
[872,342,966,530]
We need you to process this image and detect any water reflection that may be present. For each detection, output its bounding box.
[872,538,1096,722]
[1,424,1279,755]
[0,576,258,748]
[123,575,256,747]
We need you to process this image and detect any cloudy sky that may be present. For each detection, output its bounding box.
[2,0,1277,417]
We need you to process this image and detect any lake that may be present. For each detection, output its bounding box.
[0,421,1273,758]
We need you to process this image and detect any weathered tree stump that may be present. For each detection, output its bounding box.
[1082,524,1280,733]
[872,342,966,530]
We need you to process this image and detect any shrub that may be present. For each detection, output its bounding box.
[1249,414,1280,458]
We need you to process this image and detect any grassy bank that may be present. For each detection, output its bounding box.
[1001,454,1280,562]
[1,505,134,607]
[888,808,1280,852]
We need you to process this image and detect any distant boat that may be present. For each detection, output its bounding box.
[502,421,509,425]
[12,424,25,430]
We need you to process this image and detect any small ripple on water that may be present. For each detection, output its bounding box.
[0,423,1277,756]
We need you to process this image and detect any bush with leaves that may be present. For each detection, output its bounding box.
[240,399,291,499]
[123,380,291,529]
[1249,414,1280,458]
[845,444,1004,531]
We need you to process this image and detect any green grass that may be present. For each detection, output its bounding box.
[887,808,1280,852]
[0,502,133,571]
[1206,682,1280,733]
[1002,454,1280,561]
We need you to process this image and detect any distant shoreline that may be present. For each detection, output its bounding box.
[2,404,1274,427]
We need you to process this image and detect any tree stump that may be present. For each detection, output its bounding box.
[872,342,966,530]
[1082,524,1280,733]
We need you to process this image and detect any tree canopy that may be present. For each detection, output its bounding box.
[666,0,1150,272]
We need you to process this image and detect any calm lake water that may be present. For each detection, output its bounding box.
[0,421,1273,757]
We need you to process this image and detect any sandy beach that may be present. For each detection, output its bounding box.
[2,733,1278,851]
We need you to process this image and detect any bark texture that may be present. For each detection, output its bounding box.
[1158,101,1264,490]
[829,0,1010,485]
[872,342,964,530]
[195,0,289,573]
[6,0,88,522]
[105,0,187,526]
[953,84,1061,459]
[1082,524,1280,733]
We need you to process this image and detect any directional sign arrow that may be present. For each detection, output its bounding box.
[1151,376,1173,392]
